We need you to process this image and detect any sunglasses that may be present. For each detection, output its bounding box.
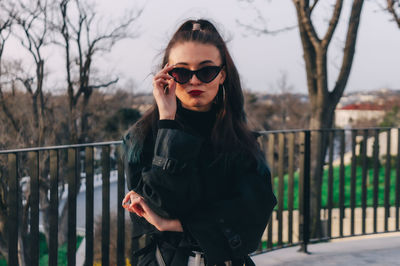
[168,65,224,84]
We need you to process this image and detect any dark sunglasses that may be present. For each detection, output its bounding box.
[168,65,224,84]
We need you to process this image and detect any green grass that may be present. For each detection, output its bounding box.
[39,235,84,266]
[273,164,398,210]
[0,233,83,266]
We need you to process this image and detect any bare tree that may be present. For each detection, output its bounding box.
[292,0,364,238]
[55,0,142,144]
[0,0,142,262]
[239,0,364,238]
[387,0,400,28]
[52,0,142,246]
[0,14,17,135]
[3,0,53,148]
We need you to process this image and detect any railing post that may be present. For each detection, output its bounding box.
[339,130,345,237]
[117,151,126,266]
[350,130,357,236]
[267,133,275,249]
[102,146,111,266]
[28,151,40,266]
[384,129,391,231]
[85,147,94,266]
[277,133,285,247]
[7,153,18,265]
[299,131,310,253]
[396,128,400,231]
[327,130,334,238]
[287,133,295,245]
[49,150,59,266]
[68,148,78,266]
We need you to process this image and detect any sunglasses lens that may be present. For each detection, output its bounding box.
[169,68,192,84]
[196,66,220,83]
[168,66,222,84]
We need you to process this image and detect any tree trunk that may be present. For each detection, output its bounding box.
[58,202,69,245]
[309,104,335,238]
[293,0,364,239]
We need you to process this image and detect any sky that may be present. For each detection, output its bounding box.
[4,0,400,94]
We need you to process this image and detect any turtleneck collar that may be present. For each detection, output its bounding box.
[176,102,217,138]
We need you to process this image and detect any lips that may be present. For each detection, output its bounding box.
[188,90,204,96]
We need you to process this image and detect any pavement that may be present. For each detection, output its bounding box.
[252,232,400,266]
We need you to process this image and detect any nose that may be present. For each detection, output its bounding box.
[189,73,202,85]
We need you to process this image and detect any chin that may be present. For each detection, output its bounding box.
[182,99,211,111]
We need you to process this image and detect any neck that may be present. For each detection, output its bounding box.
[181,103,212,112]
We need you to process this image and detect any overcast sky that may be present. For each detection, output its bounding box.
[5,0,400,94]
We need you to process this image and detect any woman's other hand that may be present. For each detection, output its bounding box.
[122,190,183,232]
[122,190,145,216]
[153,63,177,120]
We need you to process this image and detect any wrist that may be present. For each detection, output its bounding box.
[159,115,175,120]
[159,112,175,120]
[161,219,183,232]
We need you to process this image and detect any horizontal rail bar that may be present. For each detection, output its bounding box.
[258,127,398,135]
[0,140,122,154]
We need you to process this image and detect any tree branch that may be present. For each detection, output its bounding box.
[296,0,321,48]
[322,0,343,50]
[310,0,320,13]
[331,0,364,103]
[236,19,297,36]
[293,0,318,96]
[387,0,400,28]
[89,78,119,90]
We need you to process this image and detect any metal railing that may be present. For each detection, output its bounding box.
[257,127,400,254]
[1,128,400,265]
[0,141,124,266]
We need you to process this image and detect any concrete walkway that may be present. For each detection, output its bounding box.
[252,232,400,265]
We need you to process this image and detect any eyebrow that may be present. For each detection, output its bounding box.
[174,60,216,66]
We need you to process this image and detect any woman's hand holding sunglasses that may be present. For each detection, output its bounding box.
[153,63,177,120]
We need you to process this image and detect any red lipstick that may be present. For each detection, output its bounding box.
[188,90,204,96]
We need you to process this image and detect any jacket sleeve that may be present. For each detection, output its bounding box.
[123,126,205,219]
[179,152,277,264]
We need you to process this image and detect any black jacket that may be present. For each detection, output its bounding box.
[122,108,277,265]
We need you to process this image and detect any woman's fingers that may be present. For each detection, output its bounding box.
[153,78,169,91]
[153,64,175,89]
[122,191,145,215]
[122,196,144,216]
[152,63,177,119]
[154,73,172,81]
[122,190,138,204]
[122,192,133,206]
[130,197,144,216]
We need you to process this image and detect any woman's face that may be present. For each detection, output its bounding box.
[168,42,225,112]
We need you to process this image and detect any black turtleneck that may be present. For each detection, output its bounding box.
[158,103,217,139]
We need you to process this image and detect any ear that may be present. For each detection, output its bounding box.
[219,68,226,85]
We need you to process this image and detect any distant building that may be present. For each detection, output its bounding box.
[335,103,386,128]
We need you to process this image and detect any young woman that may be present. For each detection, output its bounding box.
[122,19,276,266]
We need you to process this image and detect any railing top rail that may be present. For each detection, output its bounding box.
[1,126,399,154]
[258,127,399,135]
[0,140,123,154]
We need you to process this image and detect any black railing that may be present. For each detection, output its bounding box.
[0,142,123,266]
[1,128,400,265]
[257,127,400,254]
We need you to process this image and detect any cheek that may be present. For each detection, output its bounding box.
[207,81,220,97]
[175,85,188,100]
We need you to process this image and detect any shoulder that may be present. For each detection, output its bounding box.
[121,119,156,164]
[232,137,269,177]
